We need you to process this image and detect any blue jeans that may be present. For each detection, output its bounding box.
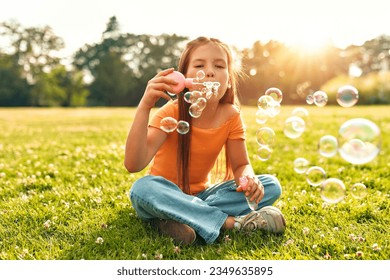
[129,174,282,244]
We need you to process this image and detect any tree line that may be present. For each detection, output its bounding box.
[1,16,389,107]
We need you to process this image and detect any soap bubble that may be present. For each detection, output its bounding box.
[291,107,309,119]
[265,87,283,103]
[351,183,367,199]
[255,109,268,124]
[320,178,346,204]
[306,94,314,105]
[318,135,338,157]
[184,90,203,103]
[184,92,193,103]
[267,101,281,117]
[212,82,221,95]
[313,91,328,107]
[176,120,190,134]
[256,146,272,161]
[338,118,381,164]
[257,95,275,111]
[196,70,205,81]
[166,91,177,100]
[189,104,203,118]
[256,127,276,147]
[306,166,326,186]
[194,97,207,110]
[284,116,306,139]
[257,95,281,117]
[294,157,310,174]
[160,117,177,133]
[337,85,359,107]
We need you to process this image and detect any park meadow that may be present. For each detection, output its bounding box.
[0,105,389,260]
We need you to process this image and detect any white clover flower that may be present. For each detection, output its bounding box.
[173,246,181,254]
[356,251,364,257]
[372,243,381,251]
[324,252,331,260]
[302,227,310,235]
[348,233,356,241]
[44,220,51,229]
[95,237,104,244]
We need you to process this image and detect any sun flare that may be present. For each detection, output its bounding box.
[285,27,333,54]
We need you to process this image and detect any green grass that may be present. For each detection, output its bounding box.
[0,106,389,260]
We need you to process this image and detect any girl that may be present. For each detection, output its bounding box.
[125,37,285,245]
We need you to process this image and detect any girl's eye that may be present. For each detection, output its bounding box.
[216,65,224,68]
[194,65,203,68]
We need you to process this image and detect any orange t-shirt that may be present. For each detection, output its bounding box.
[148,101,246,195]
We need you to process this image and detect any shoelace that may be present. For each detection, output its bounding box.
[240,212,268,230]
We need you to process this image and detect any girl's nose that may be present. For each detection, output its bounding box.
[205,69,215,78]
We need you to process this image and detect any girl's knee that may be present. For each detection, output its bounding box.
[259,174,282,199]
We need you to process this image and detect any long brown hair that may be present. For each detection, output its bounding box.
[177,37,241,194]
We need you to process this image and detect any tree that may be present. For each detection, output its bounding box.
[344,35,390,75]
[73,16,187,106]
[0,54,30,106]
[88,51,134,106]
[29,65,89,106]
[0,20,64,84]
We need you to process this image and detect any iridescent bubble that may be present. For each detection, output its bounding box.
[176,120,190,134]
[351,183,367,199]
[192,91,203,102]
[189,104,202,118]
[313,91,328,107]
[284,116,306,139]
[257,146,272,161]
[338,118,381,164]
[293,157,310,174]
[306,94,314,105]
[256,127,276,147]
[184,92,193,103]
[196,70,205,81]
[265,87,283,103]
[291,107,309,119]
[194,97,207,110]
[160,117,177,133]
[257,95,275,111]
[267,100,281,117]
[166,91,177,100]
[320,178,346,204]
[306,166,326,186]
[255,109,268,124]
[212,82,221,95]
[337,85,359,107]
[318,135,338,158]
[184,90,203,104]
[205,89,213,99]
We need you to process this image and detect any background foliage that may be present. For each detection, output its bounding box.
[1,16,390,107]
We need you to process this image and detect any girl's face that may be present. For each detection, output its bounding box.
[186,42,229,100]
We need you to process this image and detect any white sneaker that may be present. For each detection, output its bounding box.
[234,206,286,233]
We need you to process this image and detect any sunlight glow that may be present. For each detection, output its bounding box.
[287,33,332,54]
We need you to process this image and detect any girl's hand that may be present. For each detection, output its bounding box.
[236,175,264,204]
[139,68,178,110]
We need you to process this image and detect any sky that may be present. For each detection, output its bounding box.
[1,0,389,59]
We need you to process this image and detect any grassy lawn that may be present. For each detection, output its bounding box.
[0,105,389,260]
